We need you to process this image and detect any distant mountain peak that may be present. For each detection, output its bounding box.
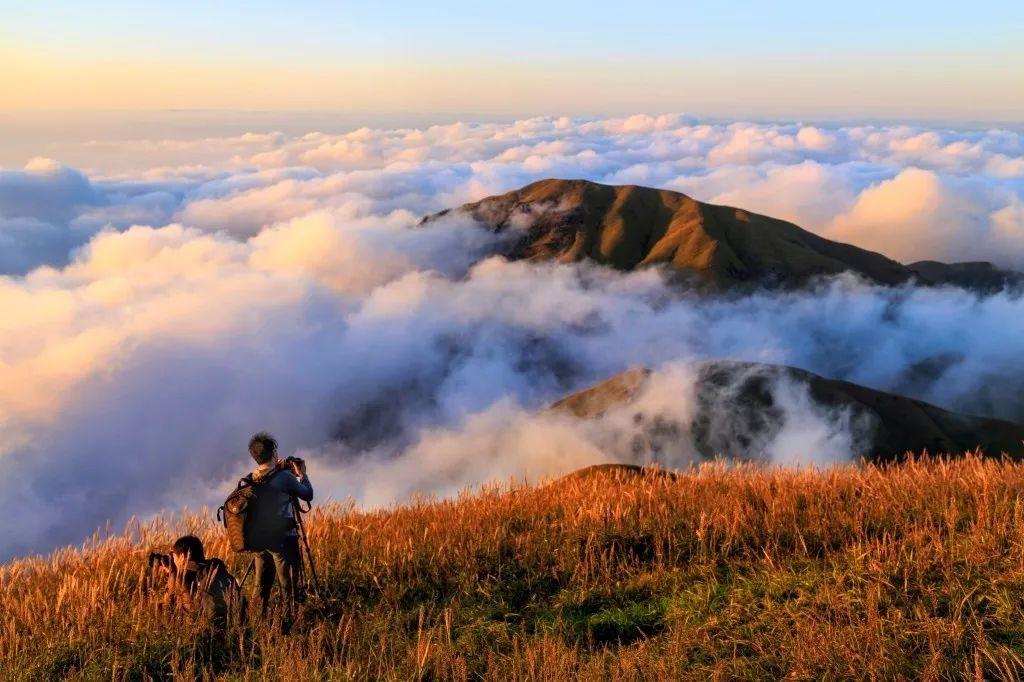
[423,179,1021,291]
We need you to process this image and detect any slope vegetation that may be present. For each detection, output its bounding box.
[6,458,1024,679]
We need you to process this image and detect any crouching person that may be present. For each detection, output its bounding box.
[149,535,244,633]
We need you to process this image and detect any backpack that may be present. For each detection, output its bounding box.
[218,469,294,552]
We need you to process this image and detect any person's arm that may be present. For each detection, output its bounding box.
[284,469,313,502]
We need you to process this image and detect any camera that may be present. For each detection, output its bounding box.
[148,552,172,569]
[278,455,306,475]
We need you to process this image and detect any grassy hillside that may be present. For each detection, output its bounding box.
[6,457,1024,680]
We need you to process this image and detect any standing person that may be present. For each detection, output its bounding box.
[244,431,313,632]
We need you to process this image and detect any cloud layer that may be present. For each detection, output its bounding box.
[2,114,1024,560]
[5,115,1024,275]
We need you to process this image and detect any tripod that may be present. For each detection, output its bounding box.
[292,498,322,596]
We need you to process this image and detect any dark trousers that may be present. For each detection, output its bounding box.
[253,536,303,621]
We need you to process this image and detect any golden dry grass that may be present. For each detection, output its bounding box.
[5,456,1024,680]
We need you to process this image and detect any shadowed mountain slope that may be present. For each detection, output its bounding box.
[907,260,1021,291]
[424,179,1021,290]
[551,362,1024,462]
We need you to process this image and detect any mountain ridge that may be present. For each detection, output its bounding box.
[423,179,1021,291]
[550,361,1024,462]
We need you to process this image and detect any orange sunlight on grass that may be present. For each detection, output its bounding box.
[5,455,1024,679]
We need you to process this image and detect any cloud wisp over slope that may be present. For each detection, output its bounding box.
[2,114,1024,560]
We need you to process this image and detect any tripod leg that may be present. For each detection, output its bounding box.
[299,521,321,594]
[293,501,323,596]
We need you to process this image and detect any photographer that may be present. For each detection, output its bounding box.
[245,431,313,632]
[149,535,241,632]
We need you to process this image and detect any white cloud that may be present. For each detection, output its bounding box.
[0,158,99,222]
[824,168,1024,264]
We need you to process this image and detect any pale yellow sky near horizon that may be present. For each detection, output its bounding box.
[3,47,1022,121]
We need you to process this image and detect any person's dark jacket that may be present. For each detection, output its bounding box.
[249,463,313,541]
[154,557,241,627]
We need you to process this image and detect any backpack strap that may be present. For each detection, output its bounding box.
[248,468,284,486]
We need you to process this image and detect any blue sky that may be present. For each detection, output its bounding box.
[6,1,1021,55]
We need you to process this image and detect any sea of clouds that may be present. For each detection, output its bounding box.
[2,114,1024,560]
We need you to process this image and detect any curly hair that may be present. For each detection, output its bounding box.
[248,431,278,465]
